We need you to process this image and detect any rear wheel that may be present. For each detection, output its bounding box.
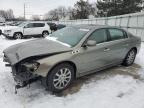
[14,33,23,39]
[122,49,137,66]
[42,31,49,37]
[46,63,74,93]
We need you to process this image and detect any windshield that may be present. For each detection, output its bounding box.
[18,22,27,27]
[46,27,89,47]
[15,22,23,26]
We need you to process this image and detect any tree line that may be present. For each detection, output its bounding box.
[0,0,143,21]
[0,9,14,21]
[44,0,144,21]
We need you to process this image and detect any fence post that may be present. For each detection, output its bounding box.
[105,17,108,25]
[115,16,117,27]
[119,17,122,28]
[127,15,131,30]
[136,14,139,35]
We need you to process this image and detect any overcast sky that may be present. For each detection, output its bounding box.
[0,0,95,18]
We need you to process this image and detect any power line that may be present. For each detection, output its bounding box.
[24,3,26,19]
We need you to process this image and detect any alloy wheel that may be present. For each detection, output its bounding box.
[126,50,136,65]
[15,33,22,39]
[42,32,48,37]
[53,68,72,89]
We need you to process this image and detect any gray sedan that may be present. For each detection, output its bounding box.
[3,25,141,93]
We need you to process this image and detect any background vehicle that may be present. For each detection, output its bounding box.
[1,22,51,39]
[57,24,66,30]
[0,22,6,26]
[47,22,57,31]
[8,21,23,26]
[3,25,141,93]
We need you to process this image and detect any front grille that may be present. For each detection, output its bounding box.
[12,64,38,83]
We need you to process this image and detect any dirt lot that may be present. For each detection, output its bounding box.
[0,36,144,108]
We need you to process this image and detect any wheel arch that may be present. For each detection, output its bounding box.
[13,32,23,36]
[47,61,77,79]
[125,47,137,59]
[122,47,137,66]
[42,30,49,33]
[131,47,137,53]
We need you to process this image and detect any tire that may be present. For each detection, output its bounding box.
[13,33,23,39]
[122,49,137,66]
[42,31,49,37]
[46,63,74,93]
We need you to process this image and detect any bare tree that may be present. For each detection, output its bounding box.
[31,15,41,21]
[44,9,59,21]
[0,9,15,20]
[57,6,67,19]
[44,6,68,21]
[43,0,98,20]
[6,9,14,19]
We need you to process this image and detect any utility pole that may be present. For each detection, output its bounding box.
[24,3,26,20]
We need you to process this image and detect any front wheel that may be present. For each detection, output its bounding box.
[46,63,74,93]
[13,33,23,39]
[122,49,137,66]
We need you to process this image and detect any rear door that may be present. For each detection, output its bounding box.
[106,28,129,62]
[32,23,45,35]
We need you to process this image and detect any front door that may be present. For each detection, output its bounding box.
[76,28,113,74]
[23,23,35,35]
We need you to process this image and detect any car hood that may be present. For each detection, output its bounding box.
[0,26,19,32]
[3,39,72,65]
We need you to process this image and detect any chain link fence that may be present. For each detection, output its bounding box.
[53,12,144,41]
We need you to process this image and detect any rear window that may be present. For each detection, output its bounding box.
[108,29,125,41]
[33,23,45,27]
[47,23,55,26]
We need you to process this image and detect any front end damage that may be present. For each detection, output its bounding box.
[2,38,72,93]
[3,54,43,93]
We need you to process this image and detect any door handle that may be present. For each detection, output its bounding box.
[104,48,110,52]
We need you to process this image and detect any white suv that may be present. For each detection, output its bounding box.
[1,22,51,39]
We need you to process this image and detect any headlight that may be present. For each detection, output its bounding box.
[4,30,12,33]
[22,61,40,72]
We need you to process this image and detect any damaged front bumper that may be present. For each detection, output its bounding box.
[12,66,41,88]
[3,54,42,93]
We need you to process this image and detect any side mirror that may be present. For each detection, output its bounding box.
[85,40,97,47]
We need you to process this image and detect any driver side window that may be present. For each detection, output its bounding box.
[25,23,34,28]
[88,29,108,44]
